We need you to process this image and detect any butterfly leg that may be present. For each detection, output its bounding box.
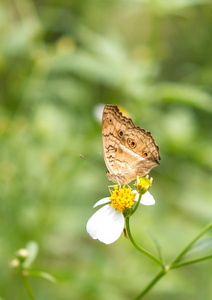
[126,184,132,190]
[107,184,117,194]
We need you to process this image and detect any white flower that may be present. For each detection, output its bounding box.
[86,190,155,245]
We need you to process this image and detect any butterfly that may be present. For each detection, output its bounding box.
[102,105,160,185]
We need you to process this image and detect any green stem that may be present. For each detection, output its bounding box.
[133,221,212,299]
[130,193,142,216]
[22,272,36,300]
[171,221,212,266]
[171,254,212,269]
[125,217,163,266]
[133,269,166,300]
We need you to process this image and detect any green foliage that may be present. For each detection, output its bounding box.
[0,0,212,299]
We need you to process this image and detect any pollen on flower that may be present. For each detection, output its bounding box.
[110,186,136,211]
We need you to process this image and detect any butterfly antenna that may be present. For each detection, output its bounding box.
[79,155,107,171]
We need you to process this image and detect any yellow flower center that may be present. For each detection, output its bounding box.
[110,186,136,211]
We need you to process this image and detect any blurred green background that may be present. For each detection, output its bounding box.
[0,0,212,299]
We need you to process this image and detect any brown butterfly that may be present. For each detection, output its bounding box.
[102,105,160,185]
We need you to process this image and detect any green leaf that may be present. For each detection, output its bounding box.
[156,83,212,113]
[23,241,39,268]
[28,271,57,283]
[146,229,165,266]
[183,238,212,258]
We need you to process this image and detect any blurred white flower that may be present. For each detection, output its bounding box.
[93,103,105,123]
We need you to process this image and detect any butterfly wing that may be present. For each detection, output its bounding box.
[102,105,160,184]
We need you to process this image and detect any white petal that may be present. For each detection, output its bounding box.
[93,197,110,208]
[86,205,124,244]
[140,191,155,205]
[132,190,155,206]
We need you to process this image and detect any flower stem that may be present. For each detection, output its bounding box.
[125,217,163,266]
[130,193,142,216]
[133,269,166,300]
[133,221,212,299]
[22,272,36,300]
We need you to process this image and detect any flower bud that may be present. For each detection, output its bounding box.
[17,248,29,262]
[10,258,20,269]
[135,176,153,195]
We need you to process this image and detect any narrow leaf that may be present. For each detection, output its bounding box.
[183,238,212,258]
[28,271,57,283]
[146,229,165,266]
[23,241,39,268]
